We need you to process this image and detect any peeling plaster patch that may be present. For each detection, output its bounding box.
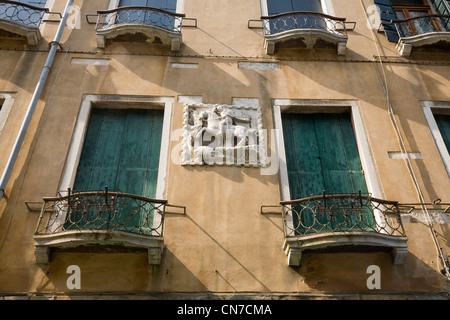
[401,210,450,224]
[178,96,202,104]
[388,152,423,160]
[71,58,110,66]
[238,61,279,70]
[232,98,260,108]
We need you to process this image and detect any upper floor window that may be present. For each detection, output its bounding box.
[95,0,185,50]
[393,0,441,35]
[7,0,46,7]
[260,0,349,55]
[266,0,323,15]
[0,0,49,45]
[0,0,47,24]
[375,0,450,56]
[115,0,178,30]
[117,0,177,12]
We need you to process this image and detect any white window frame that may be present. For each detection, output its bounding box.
[422,101,450,178]
[39,0,54,33]
[59,95,173,201]
[50,95,173,237]
[99,0,185,48]
[272,99,385,234]
[0,93,15,137]
[259,0,346,55]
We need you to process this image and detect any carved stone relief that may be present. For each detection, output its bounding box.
[181,103,266,167]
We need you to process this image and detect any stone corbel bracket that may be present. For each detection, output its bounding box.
[0,19,42,45]
[283,232,408,266]
[34,230,164,265]
[263,29,348,55]
[96,24,182,50]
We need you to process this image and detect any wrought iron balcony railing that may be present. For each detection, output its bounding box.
[391,14,450,56]
[34,188,166,237]
[33,188,169,264]
[0,0,48,28]
[281,192,406,238]
[95,6,185,33]
[392,14,450,38]
[261,11,348,38]
[280,192,408,265]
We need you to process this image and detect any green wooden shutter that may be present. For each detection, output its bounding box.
[282,113,368,197]
[313,113,368,195]
[282,114,324,231]
[113,109,163,198]
[69,108,164,232]
[282,113,325,200]
[282,113,374,234]
[73,109,125,193]
[73,108,163,195]
[374,0,400,42]
[435,114,450,154]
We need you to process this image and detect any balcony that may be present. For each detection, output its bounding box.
[94,6,185,50]
[260,11,349,55]
[392,14,450,56]
[280,193,408,266]
[0,0,48,45]
[33,188,166,265]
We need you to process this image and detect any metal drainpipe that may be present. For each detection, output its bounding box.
[0,0,74,199]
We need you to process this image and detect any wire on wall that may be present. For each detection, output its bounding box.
[359,0,450,279]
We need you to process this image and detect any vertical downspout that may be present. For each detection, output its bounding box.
[0,0,74,199]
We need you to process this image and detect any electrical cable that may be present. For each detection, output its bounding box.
[360,0,450,278]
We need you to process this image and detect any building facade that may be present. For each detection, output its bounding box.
[0,0,449,299]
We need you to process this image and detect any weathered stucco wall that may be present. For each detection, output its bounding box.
[0,0,449,298]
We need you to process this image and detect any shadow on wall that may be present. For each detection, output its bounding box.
[292,249,448,293]
[36,247,450,297]
[35,248,209,295]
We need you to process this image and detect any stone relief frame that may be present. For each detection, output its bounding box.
[181,103,266,167]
